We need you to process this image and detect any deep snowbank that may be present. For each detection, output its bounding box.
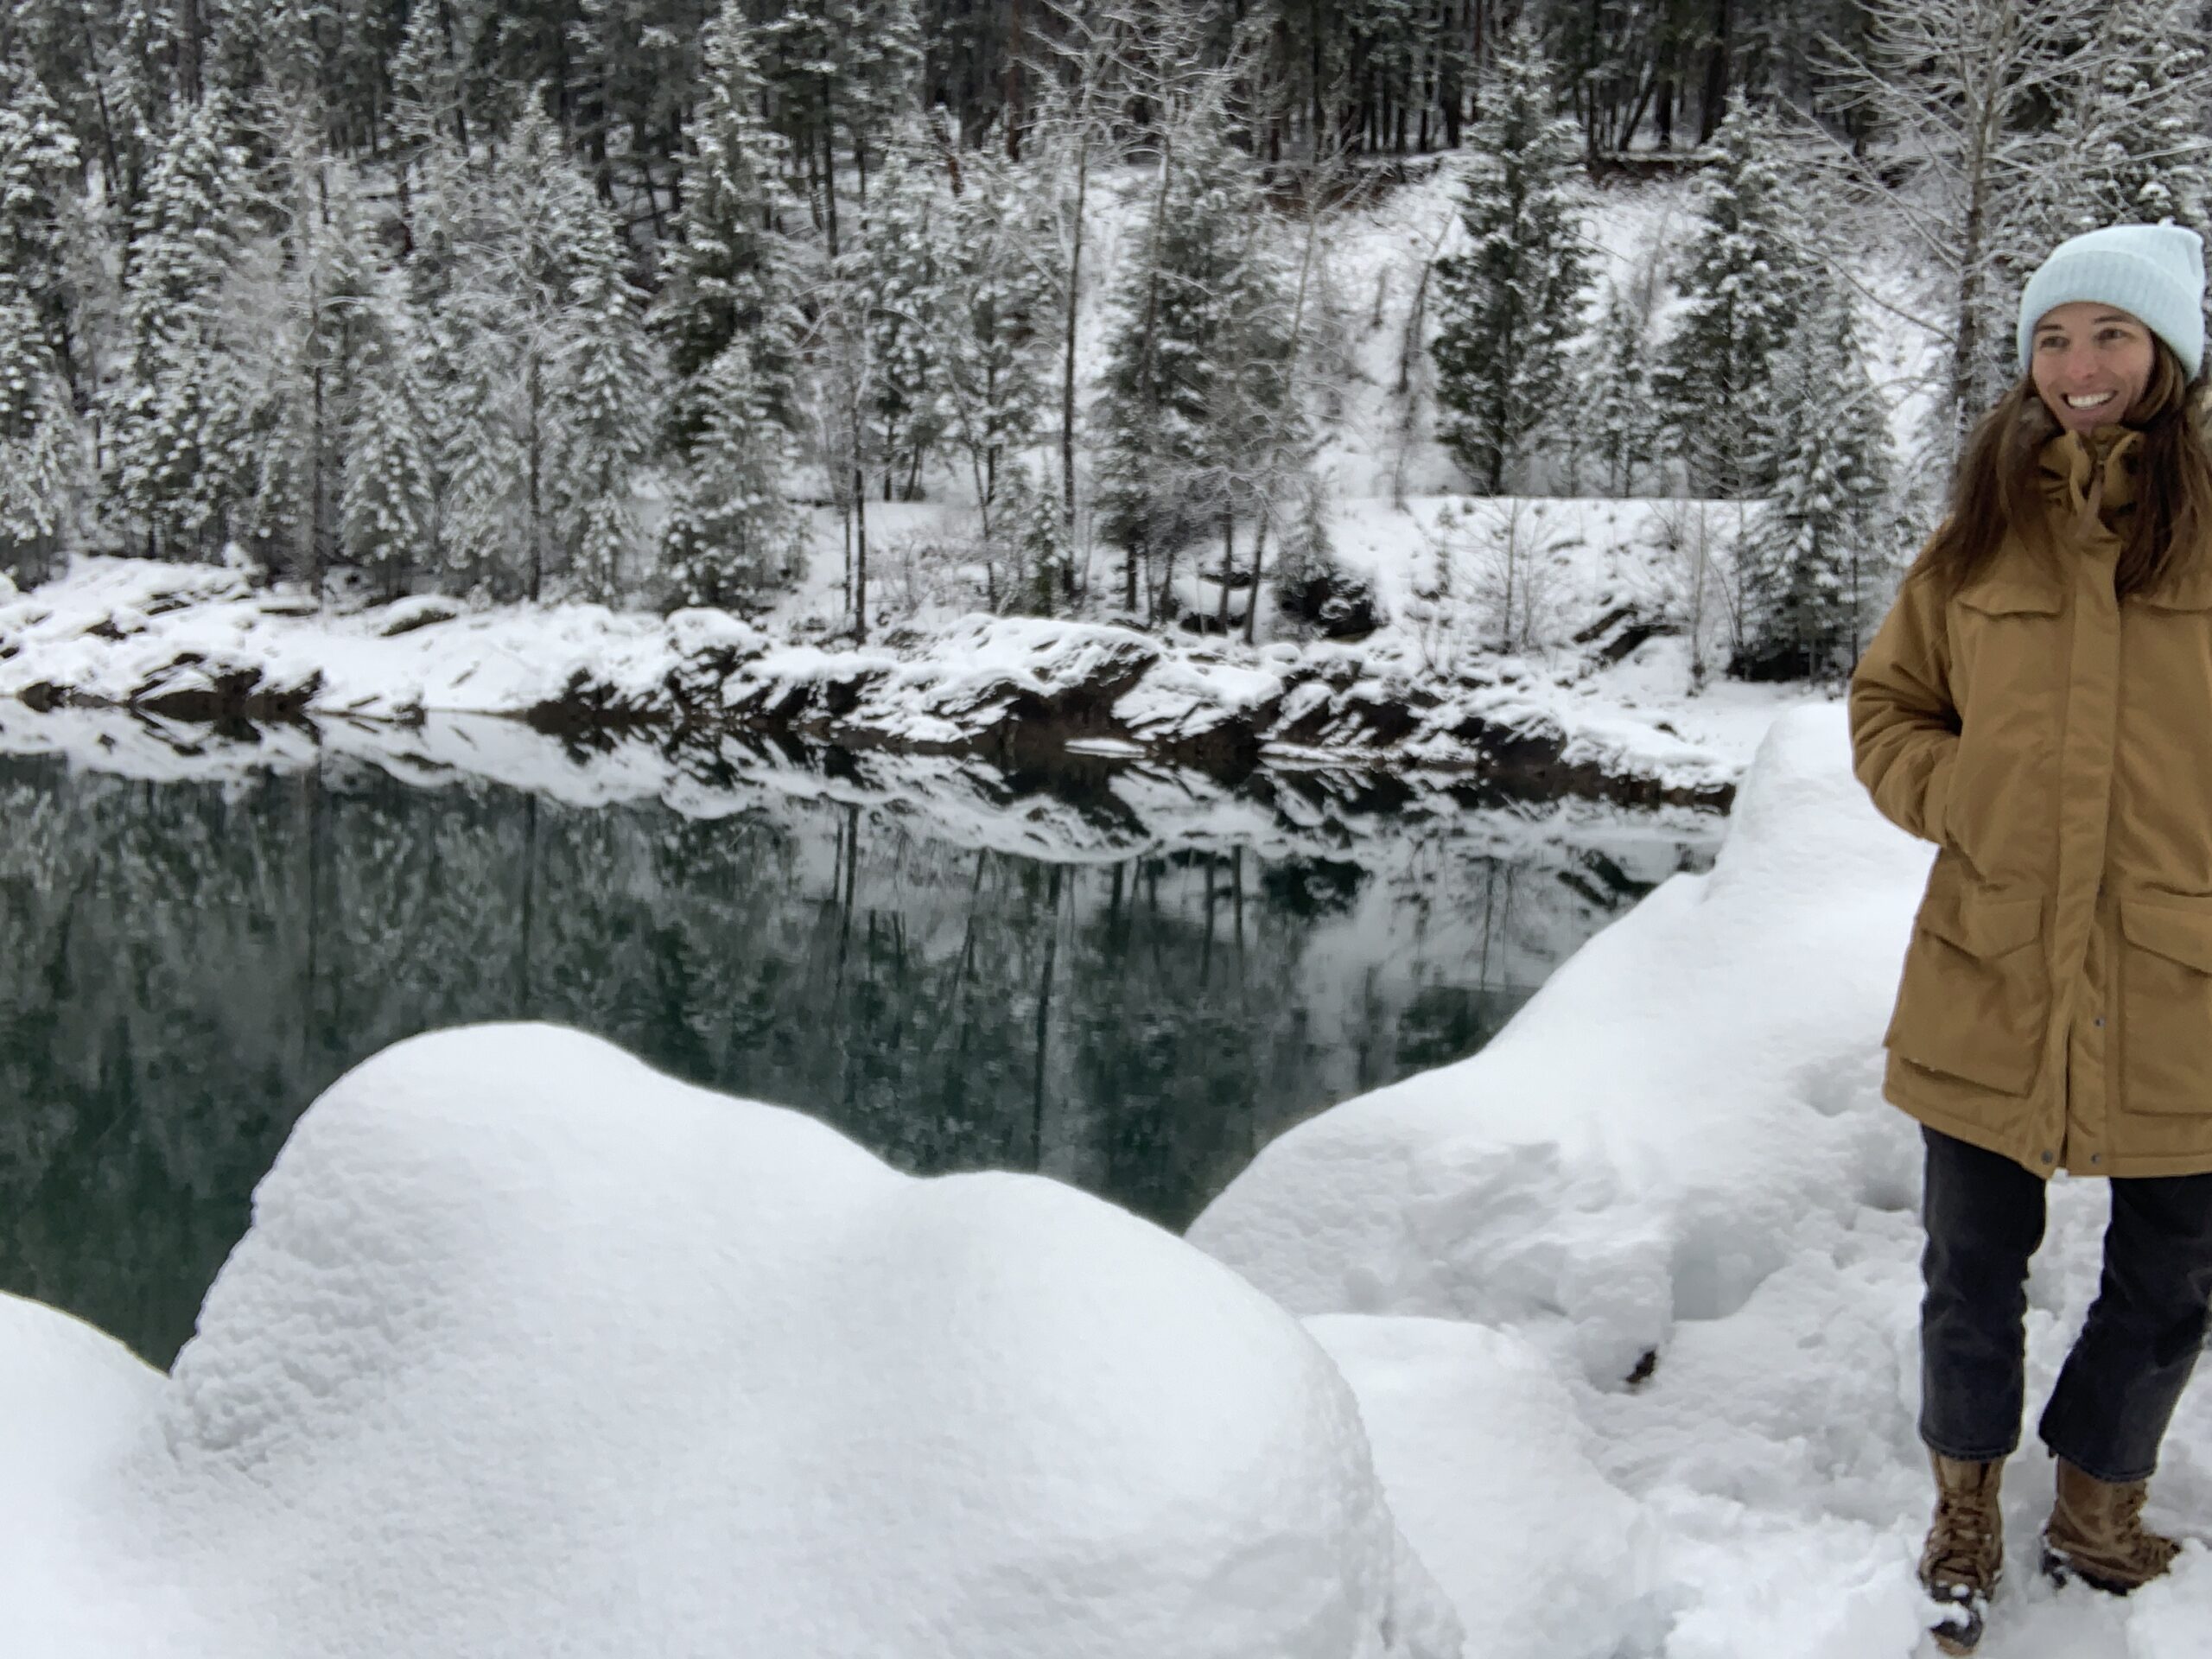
[0,1026,1458,1659]
[1198,706,2212,1658]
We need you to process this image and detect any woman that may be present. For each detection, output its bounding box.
[1852,221,2212,1657]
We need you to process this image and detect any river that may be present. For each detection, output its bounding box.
[0,713,1723,1364]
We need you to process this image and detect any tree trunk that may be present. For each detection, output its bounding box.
[1698,0,1731,143]
[1060,132,1088,552]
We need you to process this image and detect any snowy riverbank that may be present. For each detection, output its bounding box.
[8,706,2209,1656]
[0,506,1814,808]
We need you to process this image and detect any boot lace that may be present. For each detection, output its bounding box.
[1928,1493,1999,1589]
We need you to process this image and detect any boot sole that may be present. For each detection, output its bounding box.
[1924,1574,1996,1656]
[2041,1544,2150,1598]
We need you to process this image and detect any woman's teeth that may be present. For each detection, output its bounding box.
[2066,392,2115,410]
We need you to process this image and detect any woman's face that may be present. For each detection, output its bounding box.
[2030,302,2157,434]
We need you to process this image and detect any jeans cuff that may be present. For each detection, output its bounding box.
[1922,1423,2018,1464]
[2039,1437,2157,1484]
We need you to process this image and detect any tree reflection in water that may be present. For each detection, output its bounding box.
[0,741,1716,1365]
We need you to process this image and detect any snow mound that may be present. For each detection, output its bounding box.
[7,1025,1460,1659]
[1308,1315,1657,1659]
[1190,702,1928,1383]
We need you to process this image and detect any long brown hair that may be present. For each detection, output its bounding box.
[1919,343,2212,599]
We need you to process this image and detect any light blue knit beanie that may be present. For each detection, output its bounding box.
[2017,223,2208,378]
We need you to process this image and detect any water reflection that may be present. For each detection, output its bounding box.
[0,727,1718,1366]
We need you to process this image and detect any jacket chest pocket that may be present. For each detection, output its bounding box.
[2119,898,2212,1116]
[1886,880,2049,1096]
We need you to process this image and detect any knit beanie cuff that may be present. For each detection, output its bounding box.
[2017,225,2208,378]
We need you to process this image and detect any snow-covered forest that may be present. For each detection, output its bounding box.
[1,0,2209,681]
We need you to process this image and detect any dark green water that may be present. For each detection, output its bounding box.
[0,735,1718,1366]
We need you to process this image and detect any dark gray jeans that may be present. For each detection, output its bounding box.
[1920,1126,2212,1483]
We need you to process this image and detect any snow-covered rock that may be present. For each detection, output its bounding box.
[0,545,1808,802]
[2,1025,1460,1659]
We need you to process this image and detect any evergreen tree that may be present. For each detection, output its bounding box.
[1429,23,1592,494]
[0,50,85,397]
[109,98,256,559]
[340,314,437,598]
[2038,0,2212,238]
[661,0,798,430]
[410,103,666,602]
[1738,274,1894,678]
[549,182,661,601]
[757,0,923,245]
[1580,276,1656,496]
[250,152,386,585]
[1094,93,1296,619]
[662,343,805,609]
[0,280,81,573]
[852,137,948,500]
[1653,92,1813,497]
[0,45,84,574]
[939,144,1050,557]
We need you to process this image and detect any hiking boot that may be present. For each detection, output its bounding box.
[2040,1459,2180,1595]
[1921,1453,2005,1656]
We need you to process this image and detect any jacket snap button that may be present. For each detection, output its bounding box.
[2042,1150,2056,1165]
[2094,1016,2107,1028]
[2091,1154,2103,1166]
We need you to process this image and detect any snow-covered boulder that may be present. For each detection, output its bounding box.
[3,1025,1460,1659]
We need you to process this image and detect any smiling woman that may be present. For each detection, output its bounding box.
[1850,220,2212,1655]
[2028,303,2156,434]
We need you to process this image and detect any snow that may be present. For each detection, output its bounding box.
[14,702,2212,1653]
[1,516,1812,798]
[2,1026,1459,1659]
[1307,1315,1658,1659]
[1193,704,2212,1656]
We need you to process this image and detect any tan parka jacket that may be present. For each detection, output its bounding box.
[1851,427,2212,1179]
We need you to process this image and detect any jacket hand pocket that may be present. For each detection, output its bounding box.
[2120,897,2212,1116]
[1885,883,2048,1096]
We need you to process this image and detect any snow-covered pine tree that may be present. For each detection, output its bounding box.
[0,48,85,575]
[249,151,387,587]
[452,101,606,601]
[2042,0,2212,238]
[1653,92,1813,498]
[1581,276,1656,497]
[662,342,804,609]
[756,0,923,247]
[0,279,82,578]
[1428,22,1591,495]
[0,50,85,398]
[938,143,1050,564]
[388,0,479,156]
[548,176,661,601]
[661,0,798,438]
[851,137,948,501]
[658,1,803,613]
[1737,272,1895,680]
[108,97,257,560]
[340,309,436,598]
[1094,89,1296,620]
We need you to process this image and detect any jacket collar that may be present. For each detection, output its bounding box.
[2038,426,2143,524]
